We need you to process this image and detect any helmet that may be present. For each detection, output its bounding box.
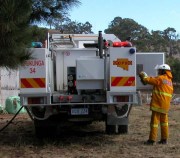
[155,64,171,71]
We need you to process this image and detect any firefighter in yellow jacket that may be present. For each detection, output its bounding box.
[139,64,173,145]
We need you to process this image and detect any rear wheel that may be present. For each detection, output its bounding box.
[105,120,117,134]
[75,121,92,126]
[34,119,57,138]
[118,125,128,134]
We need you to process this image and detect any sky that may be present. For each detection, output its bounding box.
[69,0,180,34]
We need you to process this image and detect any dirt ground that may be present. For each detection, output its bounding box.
[0,104,179,158]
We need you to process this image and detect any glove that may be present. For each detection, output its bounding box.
[139,71,148,85]
[139,71,148,78]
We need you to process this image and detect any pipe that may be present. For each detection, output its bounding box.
[98,31,103,58]
[104,47,107,91]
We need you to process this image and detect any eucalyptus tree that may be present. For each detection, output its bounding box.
[148,30,167,52]
[163,27,180,57]
[104,16,150,51]
[167,57,180,85]
[55,19,94,34]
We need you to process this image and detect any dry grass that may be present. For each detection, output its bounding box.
[0,104,180,158]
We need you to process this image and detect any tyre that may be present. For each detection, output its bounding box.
[105,121,117,134]
[76,121,92,126]
[118,125,128,134]
[34,119,57,138]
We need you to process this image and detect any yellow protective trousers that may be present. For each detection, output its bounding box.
[149,111,169,141]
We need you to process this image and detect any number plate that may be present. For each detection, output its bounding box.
[71,108,89,115]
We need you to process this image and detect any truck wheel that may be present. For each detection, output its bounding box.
[118,125,128,134]
[34,119,57,138]
[34,125,45,138]
[76,121,92,126]
[105,121,117,134]
[106,125,116,134]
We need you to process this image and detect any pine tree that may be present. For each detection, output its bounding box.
[0,0,32,69]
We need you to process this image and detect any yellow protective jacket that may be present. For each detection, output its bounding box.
[143,71,173,114]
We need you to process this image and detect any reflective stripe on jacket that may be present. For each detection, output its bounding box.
[143,71,173,114]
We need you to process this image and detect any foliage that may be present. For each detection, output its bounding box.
[30,25,48,43]
[167,57,180,84]
[0,0,80,69]
[163,27,180,57]
[104,17,150,51]
[104,16,180,55]
[0,0,32,69]
[30,0,81,25]
[54,18,94,34]
[147,30,167,52]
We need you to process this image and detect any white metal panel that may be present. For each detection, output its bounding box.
[76,80,104,89]
[109,47,136,92]
[19,48,49,93]
[136,52,165,90]
[76,57,104,80]
[76,57,104,89]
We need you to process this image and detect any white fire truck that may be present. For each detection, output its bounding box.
[19,31,164,137]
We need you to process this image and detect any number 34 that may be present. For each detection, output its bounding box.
[29,67,36,73]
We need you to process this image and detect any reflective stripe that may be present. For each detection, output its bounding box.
[151,123,158,128]
[161,122,168,127]
[153,90,172,97]
[151,106,167,114]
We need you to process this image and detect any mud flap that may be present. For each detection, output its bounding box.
[106,104,131,134]
[106,104,131,125]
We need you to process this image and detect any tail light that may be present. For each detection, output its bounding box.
[114,96,129,102]
[28,97,45,104]
[113,41,132,47]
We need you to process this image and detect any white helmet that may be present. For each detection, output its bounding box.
[155,64,171,71]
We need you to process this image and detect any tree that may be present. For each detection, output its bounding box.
[104,17,180,55]
[30,25,48,43]
[0,0,80,69]
[30,0,81,25]
[163,27,180,57]
[104,17,150,51]
[148,30,167,52]
[55,19,94,34]
[0,0,32,69]
[167,57,180,84]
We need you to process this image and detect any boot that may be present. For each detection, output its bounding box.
[158,139,168,144]
[144,139,155,145]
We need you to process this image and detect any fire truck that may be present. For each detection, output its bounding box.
[19,31,164,137]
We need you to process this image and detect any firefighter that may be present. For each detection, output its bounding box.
[139,64,173,145]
